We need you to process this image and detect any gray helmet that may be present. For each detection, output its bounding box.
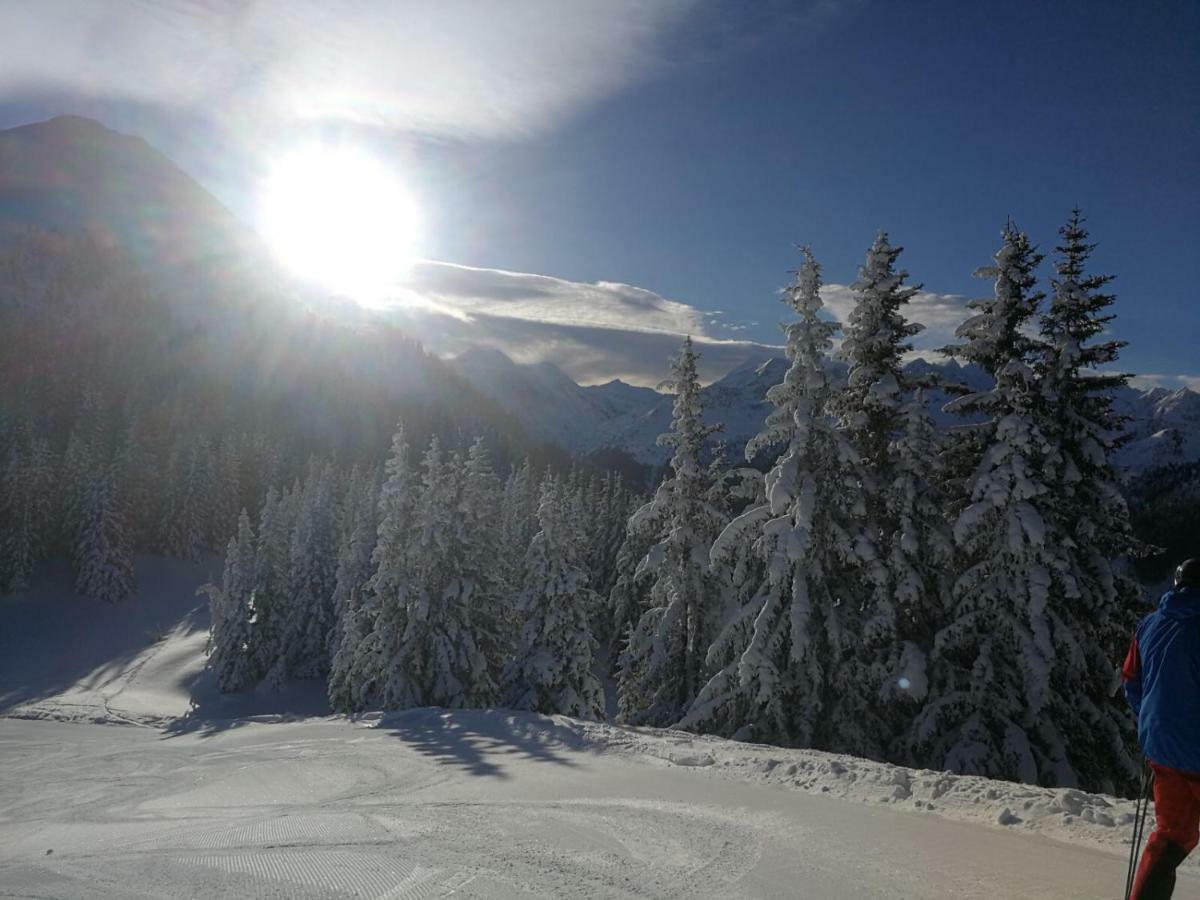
[1174,558,1200,590]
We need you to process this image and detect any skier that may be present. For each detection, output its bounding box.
[1122,558,1200,899]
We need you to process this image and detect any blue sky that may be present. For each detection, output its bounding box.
[1,0,1196,385]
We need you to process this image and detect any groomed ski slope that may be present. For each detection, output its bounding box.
[1,559,1197,899]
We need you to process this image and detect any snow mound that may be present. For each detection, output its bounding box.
[359,711,1186,870]
[569,722,1164,862]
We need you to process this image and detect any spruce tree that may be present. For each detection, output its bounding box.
[836,232,922,475]
[73,466,136,603]
[684,248,884,752]
[115,415,158,546]
[915,223,1109,787]
[618,337,725,726]
[677,462,765,738]
[160,436,213,561]
[328,473,380,712]
[205,510,258,692]
[249,484,297,688]
[835,232,949,749]
[211,437,243,548]
[504,478,605,719]
[1033,211,1141,789]
[357,425,419,710]
[498,458,539,646]
[0,438,53,593]
[282,462,339,678]
[457,438,508,686]
[60,428,95,547]
[883,385,954,729]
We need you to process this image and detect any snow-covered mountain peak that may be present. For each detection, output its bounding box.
[450,347,1200,471]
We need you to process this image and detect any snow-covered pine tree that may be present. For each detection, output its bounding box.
[355,424,418,710]
[883,384,954,732]
[617,336,726,726]
[1032,210,1142,790]
[576,471,633,605]
[561,472,610,642]
[498,458,539,639]
[60,428,96,547]
[596,473,639,598]
[281,462,339,678]
[211,436,243,548]
[682,248,885,753]
[833,232,946,748]
[0,437,54,593]
[678,482,766,738]
[327,465,372,653]
[457,437,508,685]
[0,443,34,593]
[160,435,214,561]
[836,232,922,475]
[73,465,136,603]
[607,521,658,671]
[115,414,158,546]
[327,471,380,712]
[380,439,496,709]
[248,484,297,688]
[204,510,258,692]
[584,473,641,660]
[914,222,1109,787]
[504,477,605,719]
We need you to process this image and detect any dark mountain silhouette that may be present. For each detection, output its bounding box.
[0,115,258,270]
[0,116,565,472]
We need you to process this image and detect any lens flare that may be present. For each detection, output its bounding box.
[258,144,422,302]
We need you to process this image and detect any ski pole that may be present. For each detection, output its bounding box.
[1124,761,1152,900]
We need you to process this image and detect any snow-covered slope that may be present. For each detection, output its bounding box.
[0,556,327,727]
[452,347,1200,470]
[12,714,1184,900]
[1115,386,1200,469]
[3,557,1197,899]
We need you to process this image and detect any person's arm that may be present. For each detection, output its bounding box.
[1122,635,1143,718]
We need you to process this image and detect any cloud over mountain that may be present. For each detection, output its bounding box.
[386,260,779,386]
[382,261,981,386]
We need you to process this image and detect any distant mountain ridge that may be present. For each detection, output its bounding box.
[451,347,1200,472]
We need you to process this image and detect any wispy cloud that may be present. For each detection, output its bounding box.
[385,260,778,385]
[398,261,711,335]
[0,1,695,140]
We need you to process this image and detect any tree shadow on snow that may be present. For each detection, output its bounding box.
[162,670,333,738]
[373,708,584,779]
[0,556,214,715]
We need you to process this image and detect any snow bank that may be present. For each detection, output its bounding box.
[369,710,1185,869]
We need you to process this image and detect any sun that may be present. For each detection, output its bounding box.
[258,144,423,302]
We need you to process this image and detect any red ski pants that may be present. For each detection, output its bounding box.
[1132,763,1200,900]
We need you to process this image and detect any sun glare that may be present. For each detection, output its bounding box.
[258,144,422,302]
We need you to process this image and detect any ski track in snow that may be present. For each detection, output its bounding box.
[2,564,1199,898]
[5,715,1198,899]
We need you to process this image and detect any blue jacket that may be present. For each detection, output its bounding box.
[1122,587,1200,773]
